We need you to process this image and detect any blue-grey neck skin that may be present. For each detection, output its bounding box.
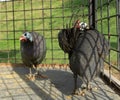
[23,32,33,42]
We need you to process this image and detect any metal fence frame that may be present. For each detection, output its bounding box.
[0,0,120,85]
[89,0,120,71]
[89,0,120,90]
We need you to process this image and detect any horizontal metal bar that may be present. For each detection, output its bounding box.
[0,29,62,33]
[0,15,88,22]
[100,69,120,94]
[104,60,120,72]
[96,0,114,10]
[96,15,118,22]
[110,48,120,53]
[0,5,89,13]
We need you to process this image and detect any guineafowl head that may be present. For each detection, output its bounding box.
[20,32,33,42]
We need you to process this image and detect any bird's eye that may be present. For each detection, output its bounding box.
[24,33,27,36]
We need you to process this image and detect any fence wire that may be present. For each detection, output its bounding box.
[0,0,89,64]
[93,0,120,82]
[0,0,119,81]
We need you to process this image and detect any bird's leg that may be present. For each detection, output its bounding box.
[72,74,85,96]
[72,74,79,95]
[82,82,98,92]
[29,67,32,77]
[26,67,35,80]
[86,82,90,90]
[86,82,98,91]
[33,65,47,79]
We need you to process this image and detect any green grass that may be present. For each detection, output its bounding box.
[0,0,119,66]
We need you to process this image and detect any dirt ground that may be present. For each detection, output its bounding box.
[0,64,120,100]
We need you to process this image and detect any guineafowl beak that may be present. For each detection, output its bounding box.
[19,36,27,42]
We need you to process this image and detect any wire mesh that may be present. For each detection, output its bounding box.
[0,0,119,82]
[0,0,89,64]
[94,0,120,82]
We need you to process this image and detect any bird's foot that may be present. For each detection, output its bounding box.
[26,74,35,81]
[34,72,48,79]
[72,85,98,96]
[72,88,86,96]
[72,89,79,95]
[79,90,86,96]
[86,85,98,91]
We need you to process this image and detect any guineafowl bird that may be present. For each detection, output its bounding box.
[58,20,82,56]
[20,32,47,80]
[58,20,109,95]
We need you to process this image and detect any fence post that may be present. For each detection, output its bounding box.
[89,0,96,28]
[116,0,120,69]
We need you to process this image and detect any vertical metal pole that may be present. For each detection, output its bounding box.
[116,0,120,69]
[23,0,26,31]
[5,2,10,63]
[30,0,33,32]
[0,4,2,34]
[100,0,104,74]
[107,0,111,82]
[100,0,103,33]
[89,0,96,28]
[62,0,66,63]
[12,1,16,63]
[50,0,53,64]
[42,0,46,63]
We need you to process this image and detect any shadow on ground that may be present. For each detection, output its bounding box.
[9,66,119,100]
[12,66,56,100]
